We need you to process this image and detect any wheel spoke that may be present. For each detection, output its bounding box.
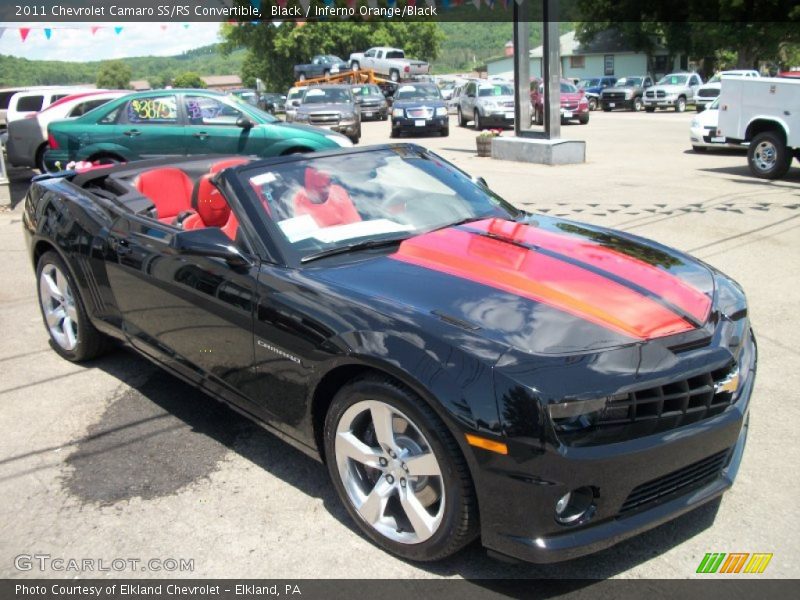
[357,477,392,525]
[42,271,61,300]
[399,486,437,540]
[63,317,78,348]
[336,431,382,468]
[370,403,397,452]
[55,268,69,297]
[404,452,441,478]
[65,304,79,322]
[45,306,65,328]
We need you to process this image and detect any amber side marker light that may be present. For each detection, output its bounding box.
[465,433,508,455]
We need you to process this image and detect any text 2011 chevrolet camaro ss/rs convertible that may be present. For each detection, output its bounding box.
[23,145,755,564]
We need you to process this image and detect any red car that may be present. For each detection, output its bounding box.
[530,78,590,125]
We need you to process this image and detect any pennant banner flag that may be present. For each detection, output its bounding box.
[114,26,124,35]
[44,28,52,40]
[19,27,30,42]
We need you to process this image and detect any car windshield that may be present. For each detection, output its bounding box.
[478,83,513,97]
[579,79,600,88]
[395,85,441,101]
[615,77,642,87]
[302,88,352,104]
[242,147,517,262]
[709,97,720,110]
[385,50,404,59]
[287,89,304,101]
[323,55,342,63]
[561,82,578,93]
[658,74,688,85]
[353,85,381,97]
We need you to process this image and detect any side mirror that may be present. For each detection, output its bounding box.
[236,116,255,129]
[170,227,251,268]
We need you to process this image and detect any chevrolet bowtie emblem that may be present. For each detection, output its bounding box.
[715,367,740,395]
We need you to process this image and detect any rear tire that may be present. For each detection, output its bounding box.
[324,375,479,562]
[351,61,360,72]
[390,70,400,83]
[748,131,792,179]
[35,143,50,173]
[440,127,449,137]
[36,251,111,363]
[298,73,306,82]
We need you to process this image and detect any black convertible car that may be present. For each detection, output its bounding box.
[23,145,755,564]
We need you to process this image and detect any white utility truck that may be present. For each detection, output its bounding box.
[717,76,799,179]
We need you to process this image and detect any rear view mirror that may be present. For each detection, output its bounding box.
[170,227,251,268]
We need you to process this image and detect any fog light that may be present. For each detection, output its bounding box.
[555,486,594,525]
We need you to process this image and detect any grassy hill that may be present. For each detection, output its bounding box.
[0,44,246,87]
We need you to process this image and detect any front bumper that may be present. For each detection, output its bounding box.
[300,120,358,136]
[475,332,756,564]
[690,126,742,149]
[601,97,635,110]
[643,96,681,107]
[479,110,515,127]
[392,115,448,133]
[360,107,388,120]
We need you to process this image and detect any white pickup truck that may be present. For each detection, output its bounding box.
[348,47,429,82]
[717,76,799,179]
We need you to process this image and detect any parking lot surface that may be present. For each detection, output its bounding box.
[1,110,798,580]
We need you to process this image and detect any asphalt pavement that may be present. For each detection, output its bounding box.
[0,109,798,580]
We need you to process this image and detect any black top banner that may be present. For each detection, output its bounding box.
[2,0,799,23]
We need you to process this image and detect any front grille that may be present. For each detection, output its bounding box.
[646,90,667,99]
[361,101,381,109]
[308,112,339,125]
[501,100,515,108]
[598,364,735,427]
[562,102,579,111]
[604,92,627,100]
[406,108,433,119]
[698,88,720,98]
[619,449,730,514]
[556,363,738,446]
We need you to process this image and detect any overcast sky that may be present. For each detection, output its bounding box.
[0,22,223,61]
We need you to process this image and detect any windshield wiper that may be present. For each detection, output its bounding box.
[301,236,410,264]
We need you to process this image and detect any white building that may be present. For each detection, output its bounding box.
[486,31,687,82]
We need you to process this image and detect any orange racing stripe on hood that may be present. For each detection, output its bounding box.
[391,226,697,340]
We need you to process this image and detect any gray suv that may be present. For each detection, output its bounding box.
[293,85,361,143]
[643,72,703,113]
[600,76,654,112]
[457,80,515,130]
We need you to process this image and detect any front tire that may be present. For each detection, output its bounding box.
[440,127,449,137]
[324,376,479,562]
[587,97,597,111]
[298,73,306,82]
[36,251,110,362]
[390,70,400,83]
[457,107,467,127]
[676,96,687,112]
[748,131,792,179]
[633,97,643,112]
[473,109,482,131]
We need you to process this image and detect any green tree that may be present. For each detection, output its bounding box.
[575,1,800,73]
[96,60,132,90]
[223,20,444,91]
[172,71,206,88]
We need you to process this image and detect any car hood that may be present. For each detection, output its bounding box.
[393,99,446,110]
[604,86,638,94]
[297,103,354,113]
[315,216,716,357]
[651,84,688,93]
[358,94,386,103]
[477,95,514,104]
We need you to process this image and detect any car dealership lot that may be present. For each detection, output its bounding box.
[0,110,798,579]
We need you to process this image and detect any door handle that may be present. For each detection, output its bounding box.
[123,129,141,137]
[193,131,209,140]
[109,237,131,256]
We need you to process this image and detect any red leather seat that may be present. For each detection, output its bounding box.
[183,175,232,230]
[293,168,361,227]
[134,168,194,223]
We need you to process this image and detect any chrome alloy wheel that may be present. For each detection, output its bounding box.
[39,263,79,351]
[334,400,445,544]
[752,140,778,173]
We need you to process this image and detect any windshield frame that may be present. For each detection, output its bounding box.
[229,145,520,268]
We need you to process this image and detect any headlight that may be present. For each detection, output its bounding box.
[340,112,356,120]
[624,90,633,99]
[483,101,497,109]
[324,134,353,148]
[691,118,700,128]
[294,113,309,122]
[392,108,404,118]
[435,107,447,116]
[548,394,628,432]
